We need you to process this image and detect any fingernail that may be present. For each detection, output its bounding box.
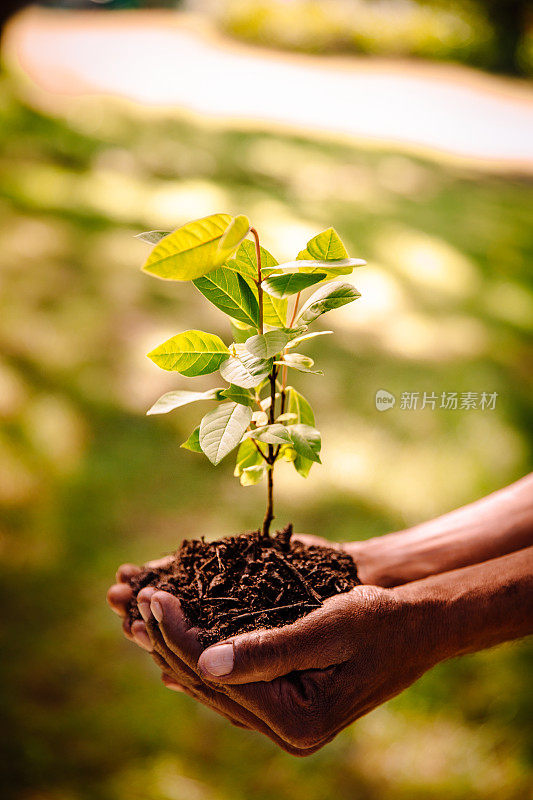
[132,623,153,652]
[138,602,151,622]
[201,643,234,677]
[151,599,163,622]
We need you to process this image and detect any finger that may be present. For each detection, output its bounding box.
[149,590,204,670]
[107,582,133,617]
[161,672,185,692]
[116,563,140,583]
[197,590,366,684]
[122,615,134,640]
[292,533,340,550]
[131,620,154,652]
[144,554,174,570]
[138,587,200,685]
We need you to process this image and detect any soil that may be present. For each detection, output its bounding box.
[126,524,361,646]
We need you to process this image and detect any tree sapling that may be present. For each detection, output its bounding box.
[125,213,367,644]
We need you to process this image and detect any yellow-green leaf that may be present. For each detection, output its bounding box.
[234,438,264,477]
[232,239,278,278]
[297,228,365,278]
[180,426,202,453]
[142,213,232,281]
[298,228,349,262]
[239,465,265,486]
[217,214,250,257]
[147,330,229,376]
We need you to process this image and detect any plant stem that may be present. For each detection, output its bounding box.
[262,366,278,537]
[289,290,302,328]
[262,465,274,537]
[280,290,303,413]
[250,227,263,335]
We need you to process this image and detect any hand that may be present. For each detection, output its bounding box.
[142,548,532,753]
[136,582,442,753]
[107,562,332,753]
[108,563,443,753]
[108,546,532,754]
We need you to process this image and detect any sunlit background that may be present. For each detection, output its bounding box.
[1,2,532,799]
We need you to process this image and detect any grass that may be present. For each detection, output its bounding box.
[0,75,532,799]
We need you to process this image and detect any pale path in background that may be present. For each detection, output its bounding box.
[5,8,533,172]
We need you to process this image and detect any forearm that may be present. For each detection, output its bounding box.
[352,474,533,586]
[395,546,533,662]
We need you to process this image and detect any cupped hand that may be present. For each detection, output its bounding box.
[107,558,325,754]
[147,582,443,752]
[108,555,443,753]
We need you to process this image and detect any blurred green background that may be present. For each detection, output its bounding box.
[1,3,533,799]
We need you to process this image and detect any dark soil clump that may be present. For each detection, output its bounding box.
[127,525,360,645]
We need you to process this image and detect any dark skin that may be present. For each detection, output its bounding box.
[108,474,533,755]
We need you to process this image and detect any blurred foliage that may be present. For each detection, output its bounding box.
[0,73,532,799]
[202,0,533,76]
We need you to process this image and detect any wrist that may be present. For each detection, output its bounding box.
[388,580,452,669]
[344,534,431,588]
[346,475,533,588]
[392,547,533,662]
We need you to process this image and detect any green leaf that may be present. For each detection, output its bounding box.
[219,343,272,389]
[199,401,253,465]
[286,387,315,477]
[295,281,361,326]
[245,424,292,445]
[220,384,256,407]
[230,319,256,344]
[261,272,327,298]
[234,438,264,476]
[193,268,260,327]
[239,465,265,486]
[297,228,365,277]
[276,353,323,374]
[262,292,288,328]
[136,230,171,245]
[180,426,202,453]
[285,330,333,349]
[286,387,315,426]
[233,239,278,278]
[245,330,292,359]
[298,228,348,261]
[147,330,229,376]
[288,423,321,464]
[217,214,250,256]
[142,213,233,281]
[231,241,288,327]
[147,387,224,415]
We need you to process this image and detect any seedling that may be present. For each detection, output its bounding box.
[139,213,365,536]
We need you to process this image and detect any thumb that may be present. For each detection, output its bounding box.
[197,589,366,684]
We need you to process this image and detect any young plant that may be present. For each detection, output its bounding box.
[139,214,365,536]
